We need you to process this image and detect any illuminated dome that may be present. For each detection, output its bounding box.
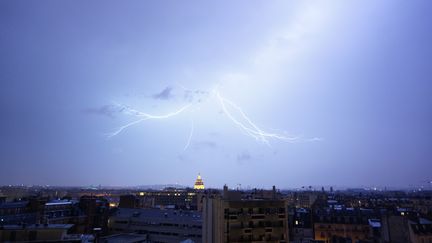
[193,173,205,190]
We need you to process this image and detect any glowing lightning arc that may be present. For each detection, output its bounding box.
[108,88,320,146]
[214,90,300,144]
[107,103,191,138]
[183,119,194,151]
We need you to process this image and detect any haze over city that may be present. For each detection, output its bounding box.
[1,0,431,188]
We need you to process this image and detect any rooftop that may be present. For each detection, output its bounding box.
[45,199,75,206]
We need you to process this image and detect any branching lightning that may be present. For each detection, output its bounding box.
[214,90,300,144]
[107,103,191,138]
[107,118,149,138]
[114,102,191,120]
[108,87,320,148]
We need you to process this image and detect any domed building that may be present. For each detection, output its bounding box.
[193,173,205,190]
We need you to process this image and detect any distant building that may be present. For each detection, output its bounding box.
[0,196,108,235]
[43,199,88,233]
[119,188,198,210]
[286,192,323,208]
[194,174,205,190]
[119,195,141,209]
[0,201,37,225]
[203,185,289,243]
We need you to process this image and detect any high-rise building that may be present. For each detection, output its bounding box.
[194,174,205,190]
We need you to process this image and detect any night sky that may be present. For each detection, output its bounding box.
[1,1,431,188]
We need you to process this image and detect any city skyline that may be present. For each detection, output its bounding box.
[1,1,431,188]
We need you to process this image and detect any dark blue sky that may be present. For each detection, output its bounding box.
[0,1,431,188]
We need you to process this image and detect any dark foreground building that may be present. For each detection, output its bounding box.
[203,185,289,243]
[108,207,202,243]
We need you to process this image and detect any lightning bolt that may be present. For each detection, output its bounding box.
[214,90,301,144]
[107,118,149,138]
[107,103,191,138]
[183,119,194,151]
[108,87,320,146]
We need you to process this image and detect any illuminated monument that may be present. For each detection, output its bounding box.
[193,173,205,190]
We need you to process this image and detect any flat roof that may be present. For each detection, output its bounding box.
[45,201,73,206]
[45,199,77,206]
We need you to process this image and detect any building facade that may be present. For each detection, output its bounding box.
[203,185,289,243]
